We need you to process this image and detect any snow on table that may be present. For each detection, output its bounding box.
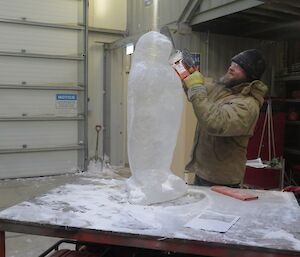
[0,171,299,252]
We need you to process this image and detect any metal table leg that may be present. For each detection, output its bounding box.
[0,230,5,257]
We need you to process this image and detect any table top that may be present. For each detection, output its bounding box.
[0,171,300,256]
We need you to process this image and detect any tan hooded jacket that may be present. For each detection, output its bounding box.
[186,80,268,185]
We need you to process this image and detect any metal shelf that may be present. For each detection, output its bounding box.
[0,18,84,31]
[284,99,300,103]
[284,148,300,155]
[0,116,84,121]
[286,120,300,125]
[275,73,300,81]
[0,83,84,91]
[0,145,84,154]
[0,51,84,60]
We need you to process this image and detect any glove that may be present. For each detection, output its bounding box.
[183,71,204,89]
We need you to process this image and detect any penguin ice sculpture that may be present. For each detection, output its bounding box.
[126,31,187,205]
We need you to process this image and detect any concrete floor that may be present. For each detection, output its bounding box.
[0,173,81,257]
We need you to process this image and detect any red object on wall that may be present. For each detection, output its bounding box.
[244,111,285,189]
[288,110,298,121]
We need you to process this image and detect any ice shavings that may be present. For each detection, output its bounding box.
[263,230,300,251]
[127,31,187,205]
[0,180,208,237]
[1,176,300,252]
[86,160,123,178]
[173,188,300,251]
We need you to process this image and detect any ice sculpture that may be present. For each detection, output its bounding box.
[126,31,187,205]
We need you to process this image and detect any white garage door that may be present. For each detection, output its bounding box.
[0,0,88,178]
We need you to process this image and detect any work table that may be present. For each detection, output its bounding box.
[0,170,299,257]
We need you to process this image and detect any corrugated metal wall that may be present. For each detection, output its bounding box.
[0,0,128,178]
[168,31,284,178]
[174,32,284,90]
[127,0,284,88]
[0,0,87,179]
[109,0,285,173]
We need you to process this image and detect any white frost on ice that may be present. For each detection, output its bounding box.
[127,31,187,205]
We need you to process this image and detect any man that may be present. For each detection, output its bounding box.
[183,49,268,187]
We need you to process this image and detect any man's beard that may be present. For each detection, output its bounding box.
[219,73,247,88]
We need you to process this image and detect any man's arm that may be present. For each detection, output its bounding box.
[190,95,260,136]
[183,71,260,137]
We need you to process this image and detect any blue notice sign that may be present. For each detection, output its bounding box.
[55,93,78,110]
[56,94,77,100]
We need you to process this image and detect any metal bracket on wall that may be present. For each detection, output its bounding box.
[0,51,84,61]
[0,145,84,155]
[0,84,84,91]
[0,116,84,121]
[0,17,84,30]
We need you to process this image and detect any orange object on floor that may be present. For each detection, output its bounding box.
[211,186,258,201]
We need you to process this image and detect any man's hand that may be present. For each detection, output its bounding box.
[183,71,206,101]
[183,71,204,89]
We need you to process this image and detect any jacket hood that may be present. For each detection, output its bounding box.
[232,80,268,106]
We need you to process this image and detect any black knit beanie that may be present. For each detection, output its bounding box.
[231,49,266,81]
